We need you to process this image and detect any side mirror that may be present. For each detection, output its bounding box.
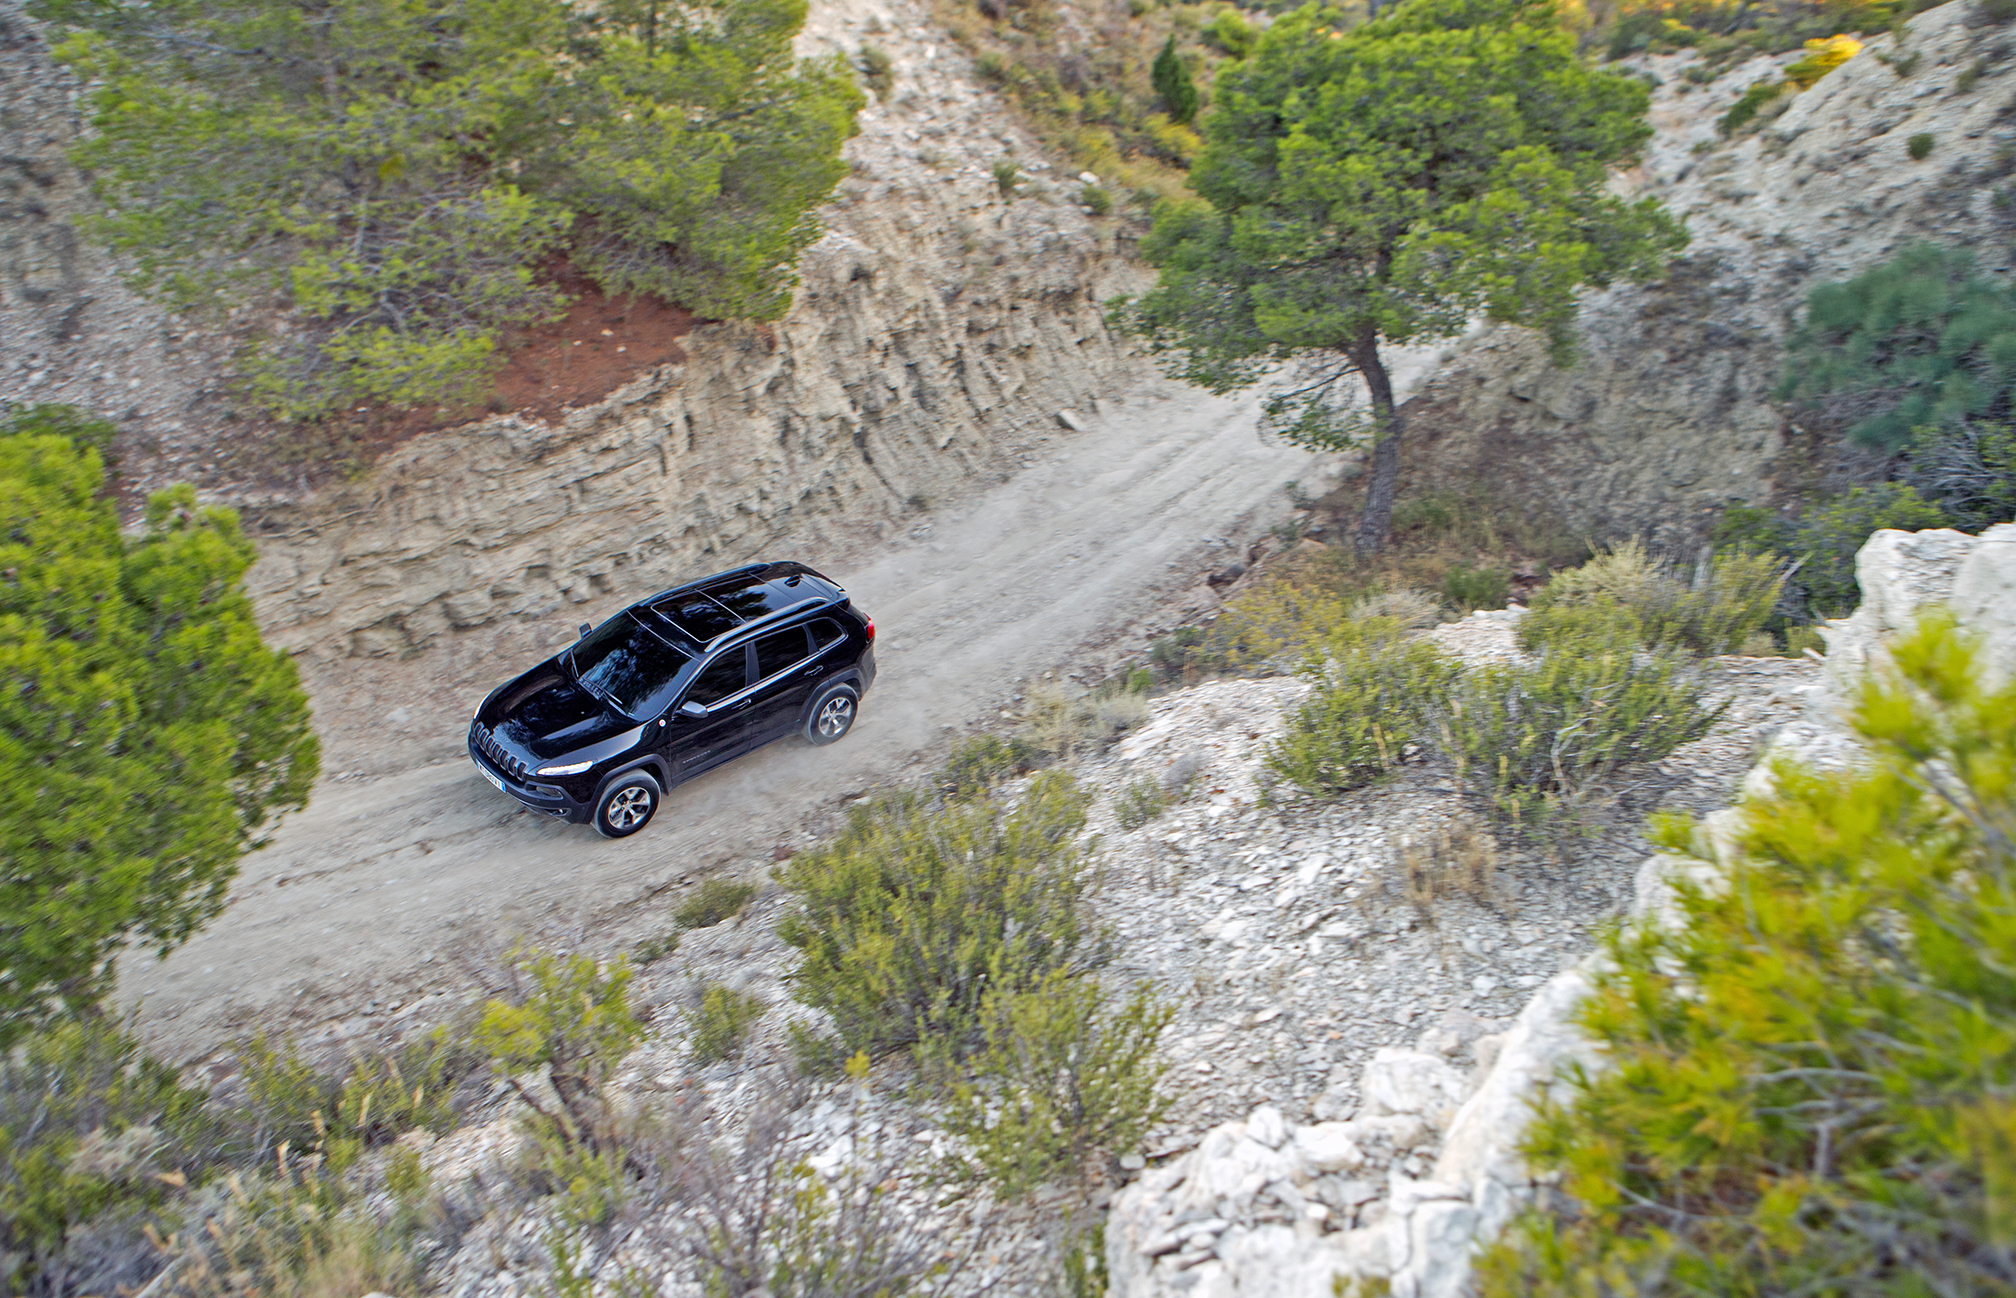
[578,622,592,637]
[677,700,708,719]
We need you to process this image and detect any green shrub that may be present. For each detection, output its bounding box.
[1113,776,1173,831]
[632,928,681,964]
[993,159,1021,197]
[474,948,644,1152]
[857,45,895,100]
[1782,33,1861,88]
[1907,130,1936,159]
[939,733,1042,799]
[175,1163,418,1298]
[1958,56,1989,91]
[1523,541,1782,655]
[1440,563,1511,614]
[1984,0,2016,22]
[1150,36,1198,124]
[690,984,767,1065]
[1903,420,2016,530]
[674,878,756,930]
[1446,607,1722,831]
[235,1026,477,1164]
[1268,631,1461,796]
[1780,242,2016,452]
[1717,78,1787,134]
[1480,609,2016,1298]
[937,975,1173,1198]
[776,772,1097,1059]
[1,1014,212,1291]
[1080,184,1114,215]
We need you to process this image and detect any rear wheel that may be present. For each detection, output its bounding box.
[805,684,859,746]
[594,772,660,838]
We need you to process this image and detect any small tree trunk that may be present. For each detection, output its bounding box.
[1352,339,1402,556]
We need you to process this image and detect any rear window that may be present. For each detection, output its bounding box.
[809,618,845,648]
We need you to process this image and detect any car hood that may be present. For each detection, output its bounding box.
[487,664,639,761]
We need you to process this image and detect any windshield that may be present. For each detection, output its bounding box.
[568,613,693,720]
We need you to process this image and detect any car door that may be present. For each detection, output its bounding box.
[666,647,754,779]
[749,626,818,740]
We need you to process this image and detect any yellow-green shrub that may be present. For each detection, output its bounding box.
[1483,608,2016,1297]
[1522,541,1782,656]
[936,975,1173,1199]
[674,878,756,930]
[1450,604,1721,830]
[474,948,644,1152]
[776,772,1097,1058]
[690,984,766,1065]
[1268,626,1461,796]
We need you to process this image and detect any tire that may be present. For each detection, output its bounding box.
[804,684,860,746]
[593,771,660,838]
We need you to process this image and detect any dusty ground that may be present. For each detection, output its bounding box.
[117,359,1443,1066]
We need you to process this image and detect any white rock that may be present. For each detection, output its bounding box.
[1056,407,1087,431]
[1247,1105,1288,1149]
[1292,1122,1365,1173]
[1361,1048,1469,1125]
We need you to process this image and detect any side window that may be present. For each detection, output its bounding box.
[755,628,809,680]
[685,651,749,707]
[809,618,845,649]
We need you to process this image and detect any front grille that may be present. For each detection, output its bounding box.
[473,724,532,784]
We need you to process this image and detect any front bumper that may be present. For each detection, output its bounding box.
[468,731,590,822]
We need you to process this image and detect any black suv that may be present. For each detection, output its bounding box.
[468,561,875,837]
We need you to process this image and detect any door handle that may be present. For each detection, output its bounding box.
[802,666,822,676]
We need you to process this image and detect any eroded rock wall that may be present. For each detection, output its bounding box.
[1401,0,2015,548]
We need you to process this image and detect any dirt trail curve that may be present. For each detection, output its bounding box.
[117,366,1439,1064]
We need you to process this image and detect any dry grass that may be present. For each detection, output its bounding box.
[1402,820,1502,922]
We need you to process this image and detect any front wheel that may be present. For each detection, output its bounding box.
[594,772,660,838]
[804,684,859,746]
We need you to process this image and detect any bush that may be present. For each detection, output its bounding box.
[1440,563,1511,613]
[1907,130,1936,159]
[857,45,895,100]
[993,159,1021,197]
[1080,184,1114,215]
[234,1027,477,1166]
[776,772,1098,1059]
[1718,484,1951,619]
[674,878,756,930]
[474,948,645,1152]
[174,1161,417,1298]
[1,1014,212,1295]
[1025,682,1149,759]
[1522,540,1782,655]
[1480,610,2016,1298]
[1717,78,1787,134]
[1113,776,1172,831]
[690,985,767,1065]
[1782,33,1861,87]
[938,733,1042,799]
[1150,36,1198,124]
[1780,242,2016,452]
[1446,605,1722,831]
[937,975,1173,1199]
[1268,627,1461,796]
[1902,420,2016,530]
[1349,588,1445,628]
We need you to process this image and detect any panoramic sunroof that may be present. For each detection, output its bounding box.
[657,593,743,642]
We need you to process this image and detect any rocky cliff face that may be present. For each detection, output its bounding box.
[0,0,1153,666]
[1399,0,2015,549]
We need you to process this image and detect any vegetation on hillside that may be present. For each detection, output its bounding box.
[1481,609,2016,1297]
[1720,244,2016,617]
[1118,0,1685,553]
[35,0,863,421]
[0,406,318,1043]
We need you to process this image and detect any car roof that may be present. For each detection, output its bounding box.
[635,561,846,651]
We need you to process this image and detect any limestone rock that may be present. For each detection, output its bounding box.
[1360,1048,1469,1126]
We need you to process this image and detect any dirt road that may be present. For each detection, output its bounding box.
[118,368,1438,1062]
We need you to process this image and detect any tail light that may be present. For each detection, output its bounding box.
[865,616,876,642]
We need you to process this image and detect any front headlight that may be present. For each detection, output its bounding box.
[537,760,593,776]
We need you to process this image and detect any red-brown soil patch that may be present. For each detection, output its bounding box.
[176,262,701,506]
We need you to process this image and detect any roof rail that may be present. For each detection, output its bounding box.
[704,597,827,652]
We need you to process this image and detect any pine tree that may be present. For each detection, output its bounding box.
[1152,36,1199,124]
[0,407,319,1041]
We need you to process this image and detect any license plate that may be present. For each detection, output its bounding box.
[481,765,506,792]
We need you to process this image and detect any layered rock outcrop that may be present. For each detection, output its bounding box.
[1400,0,2015,547]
